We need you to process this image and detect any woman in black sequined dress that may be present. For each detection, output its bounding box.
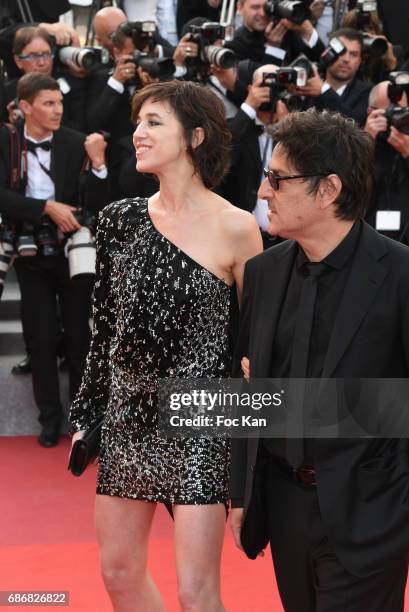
[69,80,262,611]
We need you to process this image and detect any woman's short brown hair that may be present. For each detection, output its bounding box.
[131,80,231,189]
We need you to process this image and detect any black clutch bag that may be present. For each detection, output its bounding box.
[68,417,103,477]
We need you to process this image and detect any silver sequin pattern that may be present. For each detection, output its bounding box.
[69,198,231,507]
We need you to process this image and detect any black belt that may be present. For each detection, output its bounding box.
[270,456,317,487]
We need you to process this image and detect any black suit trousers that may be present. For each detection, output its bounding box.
[263,458,408,612]
[14,254,93,427]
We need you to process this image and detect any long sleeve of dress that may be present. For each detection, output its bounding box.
[69,201,123,433]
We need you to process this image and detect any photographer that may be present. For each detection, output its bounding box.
[1,26,87,132]
[93,6,127,56]
[297,27,372,126]
[364,79,409,243]
[225,0,325,67]
[0,0,79,80]
[342,5,404,84]
[86,20,174,198]
[222,63,289,248]
[0,73,108,448]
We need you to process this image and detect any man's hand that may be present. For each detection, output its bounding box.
[210,65,238,91]
[388,126,409,158]
[39,22,80,47]
[65,59,89,79]
[84,133,107,169]
[364,108,388,140]
[245,75,271,111]
[282,18,313,41]
[265,20,288,48]
[6,100,23,125]
[173,34,199,67]
[44,200,81,233]
[136,66,160,87]
[230,508,244,551]
[112,55,137,84]
[296,64,323,97]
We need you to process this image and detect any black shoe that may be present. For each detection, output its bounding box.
[38,426,60,448]
[11,356,31,375]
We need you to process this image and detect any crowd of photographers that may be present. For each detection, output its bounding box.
[0,0,408,446]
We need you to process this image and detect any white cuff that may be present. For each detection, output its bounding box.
[302,28,318,49]
[173,65,187,78]
[321,82,331,94]
[108,76,125,95]
[92,167,108,179]
[241,102,257,120]
[264,45,286,61]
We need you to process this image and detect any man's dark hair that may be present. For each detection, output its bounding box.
[17,72,60,104]
[331,27,363,52]
[13,26,54,56]
[131,80,231,189]
[270,108,374,220]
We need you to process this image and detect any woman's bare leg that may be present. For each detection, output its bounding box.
[173,504,226,612]
[95,495,164,612]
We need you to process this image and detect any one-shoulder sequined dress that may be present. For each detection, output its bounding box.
[69,198,231,506]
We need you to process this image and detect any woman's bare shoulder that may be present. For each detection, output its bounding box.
[214,195,261,242]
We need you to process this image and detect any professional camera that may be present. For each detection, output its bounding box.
[186,22,237,78]
[290,54,314,79]
[58,46,110,72]
[259,68,306,112]
[0,224,14,299]
[387,71,409,104]
[319,37,346,69]
[36,219,59,257]
[356,0,377,30]
[130,50,175,80]
[66,209,97,279]
[361,34,387,58]
[16,223,37,257]
[264,0,311,25]
[120,20,157,52]
[384,106,409,136]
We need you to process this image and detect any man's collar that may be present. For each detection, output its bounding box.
[24,125,53,144]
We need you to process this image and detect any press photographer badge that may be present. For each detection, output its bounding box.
[376,210,401,231]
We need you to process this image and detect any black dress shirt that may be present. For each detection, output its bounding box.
[263,221,361,462]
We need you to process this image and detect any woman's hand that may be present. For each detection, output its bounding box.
[241,356,250,381]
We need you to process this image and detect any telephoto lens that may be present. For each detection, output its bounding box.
[202,45,236,69]
[66,227,96,279]
[0,228,14,299]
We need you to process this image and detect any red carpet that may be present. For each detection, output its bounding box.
[0,437,407,611]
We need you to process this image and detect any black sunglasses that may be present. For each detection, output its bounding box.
[263,168,326,191]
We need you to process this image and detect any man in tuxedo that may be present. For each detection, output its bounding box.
[0,73,108,447]
[298,28,372,126]
[230,109,409,611]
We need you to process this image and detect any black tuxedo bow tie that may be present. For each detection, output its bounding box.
[26,139,52,153]
[254,124,265,136]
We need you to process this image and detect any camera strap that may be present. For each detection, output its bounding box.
[3,123,22,191]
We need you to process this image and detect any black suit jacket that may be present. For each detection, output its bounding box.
[231,221,409,577]
[308,78,372,127]
[222,109,262,213]
[0,124,108,225]
[225,26,325,66]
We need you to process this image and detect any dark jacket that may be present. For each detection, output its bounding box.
[231,222,409,577]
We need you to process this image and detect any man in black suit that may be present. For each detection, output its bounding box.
[230,109,409,611]
[0,73,108,447]
[225,0,325,67]
[298,28,372,126]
